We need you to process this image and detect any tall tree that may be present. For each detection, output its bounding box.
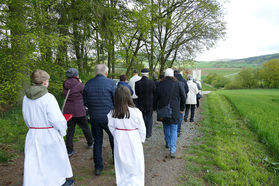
[148,0,226,74]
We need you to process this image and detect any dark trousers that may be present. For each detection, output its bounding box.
[184,104,196,121]
[177,112,183,133]
[66,116,93,153]
[90,119,114,170]
[143,110,153,138]
[196,96,200,108]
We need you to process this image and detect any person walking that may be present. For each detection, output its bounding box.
[155,68,186,158]
[22,70,73,186]
[83,64,116,176]
[129,69,141,107]
[117,74,133,95]
[184,75,199,122]
[108,86,146,186]
[63,68,93,157]
[174,70,189,137]
[135,68,156,139]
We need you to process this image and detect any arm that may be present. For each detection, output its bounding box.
[47,94,67,136]
[111,81,116,106]
[83,83,88,107]
[137,109,146,142]
[179,83,186,111]
[107,111,116,136]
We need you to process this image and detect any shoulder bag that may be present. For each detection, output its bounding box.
[61,89,73,122]
[157,83,175,122]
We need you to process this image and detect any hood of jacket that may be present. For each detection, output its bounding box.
[174,73,184,82]
[63,78,80,90]
[25,84,48,100]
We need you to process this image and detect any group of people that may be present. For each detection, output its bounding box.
[22,64,202,186]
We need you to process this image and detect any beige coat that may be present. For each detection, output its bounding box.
[186,80,199,104]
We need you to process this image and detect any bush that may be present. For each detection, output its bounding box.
[204,73,230,88]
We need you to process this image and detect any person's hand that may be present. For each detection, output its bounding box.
[79,78,82,83]
[180,111,184,114]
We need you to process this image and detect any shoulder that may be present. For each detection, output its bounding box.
[129,107,142,116]
[45,92,55,99]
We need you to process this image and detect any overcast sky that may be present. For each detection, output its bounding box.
[196,0,279,61]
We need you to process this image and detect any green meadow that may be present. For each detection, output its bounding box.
[218,89,279,155]
[184,89,279,185]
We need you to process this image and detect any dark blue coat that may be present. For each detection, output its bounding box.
[174,73,189,99]
[117,81,133,95]
[83,75,116,123]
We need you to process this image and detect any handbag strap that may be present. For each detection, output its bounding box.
[61,89,71,113]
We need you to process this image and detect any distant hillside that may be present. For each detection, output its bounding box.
[196,53,279,68]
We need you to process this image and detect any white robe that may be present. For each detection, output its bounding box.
[22,93,73,186]
[107,107,146,186]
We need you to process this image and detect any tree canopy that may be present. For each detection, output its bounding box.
[0,0,226,108]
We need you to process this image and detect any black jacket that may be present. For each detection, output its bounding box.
[174,73,189,99]
[155,77,186,124]
[135,76,156,112]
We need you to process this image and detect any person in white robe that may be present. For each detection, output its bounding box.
[22,70,73,186]
[107,86,146,186]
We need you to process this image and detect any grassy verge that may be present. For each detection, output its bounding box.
[0,107,26,162]
[182,91,278,185]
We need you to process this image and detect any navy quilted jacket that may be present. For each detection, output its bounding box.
[83,75,116,123]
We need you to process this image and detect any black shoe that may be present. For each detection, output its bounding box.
[62,180,74,186]
[68,150,77,157]
[184,118,187,122]
[177,132,181,137]
[95,168,102,176]
[165,144,169,148]
[190,119,194,122]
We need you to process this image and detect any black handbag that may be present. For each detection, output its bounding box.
[157,83,175,122]
[197,93,202,99]
[157,104,172,121]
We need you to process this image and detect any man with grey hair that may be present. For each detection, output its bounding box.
[83,64,116,176]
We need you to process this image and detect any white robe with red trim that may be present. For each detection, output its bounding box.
[107,107,146,186]
[22,93,73,186]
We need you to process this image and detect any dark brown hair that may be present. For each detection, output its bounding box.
[119,74,128,82]
[112,86,135,119]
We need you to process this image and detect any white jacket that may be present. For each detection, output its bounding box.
[186,80,199,104]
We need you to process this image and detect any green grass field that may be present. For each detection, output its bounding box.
[200,68,241,80]
[184,90,279,185]
[218,89,279,156]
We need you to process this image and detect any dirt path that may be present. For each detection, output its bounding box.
[0,101,204,186]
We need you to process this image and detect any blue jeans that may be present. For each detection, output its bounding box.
[177,112,183,134]
[90,119,114,170]
[143,110,153,138]
[163,123,178,153]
